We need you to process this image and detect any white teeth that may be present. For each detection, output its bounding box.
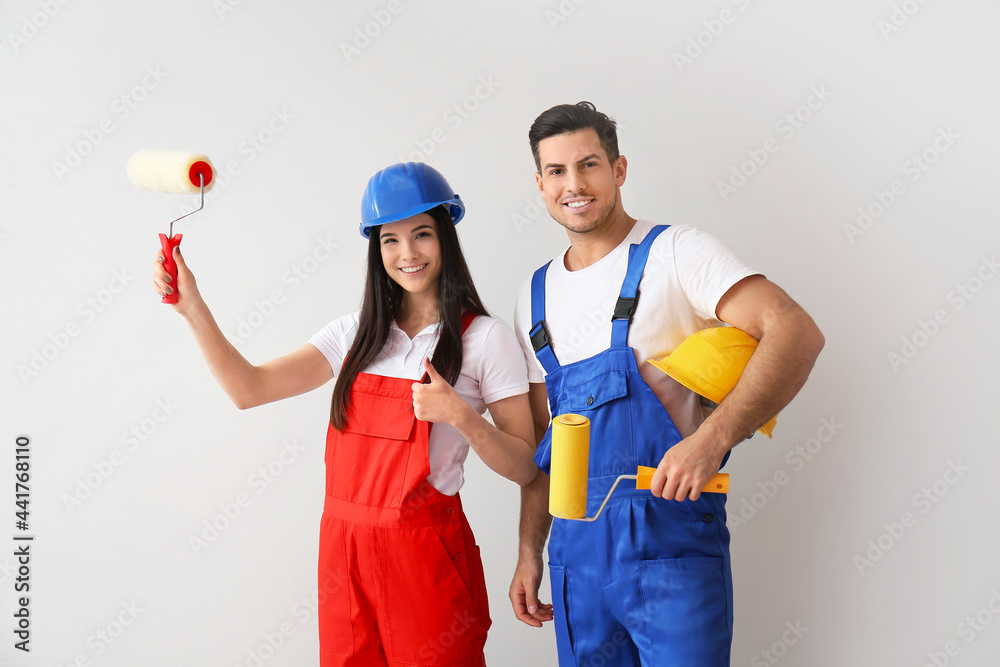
[400,265,426,274]
[566,200,590,208]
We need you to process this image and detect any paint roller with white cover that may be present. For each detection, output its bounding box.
[127,151,215,304]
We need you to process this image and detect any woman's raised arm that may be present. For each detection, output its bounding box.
[152,245,334,409]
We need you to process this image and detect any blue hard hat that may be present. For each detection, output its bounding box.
[360,162,465,239]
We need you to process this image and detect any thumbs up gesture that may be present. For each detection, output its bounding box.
[412,357,465,424]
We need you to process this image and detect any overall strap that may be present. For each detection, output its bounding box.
[528,261,560,374]
[459,310,477,335]
[610,225,670,348]
[419,310,480,383]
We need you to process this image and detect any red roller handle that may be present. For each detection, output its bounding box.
[159,233,183,304]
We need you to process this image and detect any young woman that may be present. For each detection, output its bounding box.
[151,162,537,667]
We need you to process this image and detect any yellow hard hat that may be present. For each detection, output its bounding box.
[648,327,777,438]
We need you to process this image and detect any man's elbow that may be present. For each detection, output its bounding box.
[762,306,824,369]
[810,326,825,359]
[799,314,825,361]
[518,464,540,487]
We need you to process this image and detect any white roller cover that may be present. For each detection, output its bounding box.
[127,150,215,194]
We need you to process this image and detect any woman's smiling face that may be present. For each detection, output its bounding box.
[379,213,442,297]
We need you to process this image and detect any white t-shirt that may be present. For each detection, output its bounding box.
[513,221,760,438]
[309,313,528,495]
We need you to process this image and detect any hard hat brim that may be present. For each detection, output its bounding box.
[650,354,778,437]
[648,356,728,404]
[647,325,779,438]
[757,416,777,438]
[360,199,465,239]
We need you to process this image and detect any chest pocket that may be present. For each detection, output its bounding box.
[342,394,417,440]
[553,370,628,415]
[329,391,423,507]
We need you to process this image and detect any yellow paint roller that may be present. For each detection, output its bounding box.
[127,150,215,304]
[549,413,729,521]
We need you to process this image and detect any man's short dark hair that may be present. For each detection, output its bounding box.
[529,101,620,172]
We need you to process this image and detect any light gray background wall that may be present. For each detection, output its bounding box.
[2,1,999,665]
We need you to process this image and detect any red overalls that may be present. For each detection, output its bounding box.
[318,315,490,667]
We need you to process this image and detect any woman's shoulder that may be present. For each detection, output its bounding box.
[461,312,528,392]
[310,311,361,344]
[463,312,520,356]
[465,312,512,337]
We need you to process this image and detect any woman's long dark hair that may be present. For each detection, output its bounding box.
[329,205,489,430]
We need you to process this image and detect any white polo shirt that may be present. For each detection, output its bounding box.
[309,313,529,495]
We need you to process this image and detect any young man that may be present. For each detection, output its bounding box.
[508,102,825,666]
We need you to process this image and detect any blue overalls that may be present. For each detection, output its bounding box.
[529,225,734,667]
